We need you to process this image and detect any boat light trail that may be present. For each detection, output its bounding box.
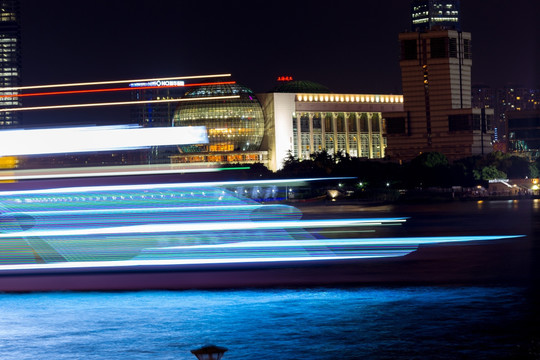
[0,218,408,238]
[0,178,357,196]
[163,235,524,250]
[0,73,232,91]
[0,125,209,156]
[0,95,240,113]
[0,165,251,181]
[0,234,525,272]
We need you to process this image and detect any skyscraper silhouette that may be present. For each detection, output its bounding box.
[0,0,20,128]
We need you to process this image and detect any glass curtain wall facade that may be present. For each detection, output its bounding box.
[172,84,266,165]
[0,0,20,127]
[292,111,385,159]
[411,0,461,32]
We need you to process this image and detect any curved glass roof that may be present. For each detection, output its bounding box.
[174,83,264,153]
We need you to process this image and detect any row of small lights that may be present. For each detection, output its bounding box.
[297,94,404,104]
[8,192,217,203]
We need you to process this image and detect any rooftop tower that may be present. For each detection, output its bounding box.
[411,0,461,32]
[384,0,493,162]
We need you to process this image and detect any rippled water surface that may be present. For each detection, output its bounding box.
[0,199,538,359]
[0,286,538,360]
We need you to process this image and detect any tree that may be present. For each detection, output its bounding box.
[473,165,507,181]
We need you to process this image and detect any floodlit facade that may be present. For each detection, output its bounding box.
[166,80,404,171]
[0,0,21,128]
[259,81,404,171]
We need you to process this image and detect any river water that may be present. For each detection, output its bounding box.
[0,199,538,359]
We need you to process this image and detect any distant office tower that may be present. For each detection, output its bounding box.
[384,0,493,162]
[411,0,461,32]
[0,0,20,127]
[130,79,186,163]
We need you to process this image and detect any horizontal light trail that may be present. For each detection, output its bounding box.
[161,235,524,250]
[0,74,232,91]
[0,95,240,113]
[0,177,356,196]
[0,233,524,271]
[0,125,209,156]
[6,204,281,216]
[2,81,236,98]
[0,218,407,238]
[0,255,396,272]
[0,165,251,181]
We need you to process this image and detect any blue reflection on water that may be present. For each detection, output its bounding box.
[0,287,534,360]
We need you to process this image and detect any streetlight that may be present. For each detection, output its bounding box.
[190,345,228,360]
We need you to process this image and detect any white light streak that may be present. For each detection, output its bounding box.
[0,218,407,238]
[0,125,208,156]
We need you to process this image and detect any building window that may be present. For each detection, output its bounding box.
[348,113,357,132]
[371,113,381,132]
[401,39,417,60]
[464,39,472,59]
[430,37,447,58]
[324,113,333,132]
[386,117,406,134]
[312,113,322,129]
[336,113,346,132]
[449,38,457,58]
[448,114,471,131]
[359,113,369,132]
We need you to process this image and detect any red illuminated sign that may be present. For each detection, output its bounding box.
[277,76,293,82]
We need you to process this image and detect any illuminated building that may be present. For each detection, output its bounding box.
[384,0,494,162]
[130,80,186,127]
[168,79,403,171]
[171,83,267,166]
[258,79,404,171]
[411,0,461,32]
[0,0,21,127]
[472,85,540,151]
[507,110,540,160]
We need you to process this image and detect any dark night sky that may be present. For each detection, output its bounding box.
[19,0,540,125]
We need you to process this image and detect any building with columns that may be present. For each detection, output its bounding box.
[168,79,403,172]
[258,81,403,171]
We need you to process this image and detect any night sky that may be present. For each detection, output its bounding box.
[19,0,540,125]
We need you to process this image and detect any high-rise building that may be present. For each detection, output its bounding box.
[472,85,540,150]
[130,79,187,163]
[0,0,21,128]
[411,0,461,32]
[384,0,493,162]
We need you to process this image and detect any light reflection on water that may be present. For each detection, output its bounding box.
[0,287,535,360]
